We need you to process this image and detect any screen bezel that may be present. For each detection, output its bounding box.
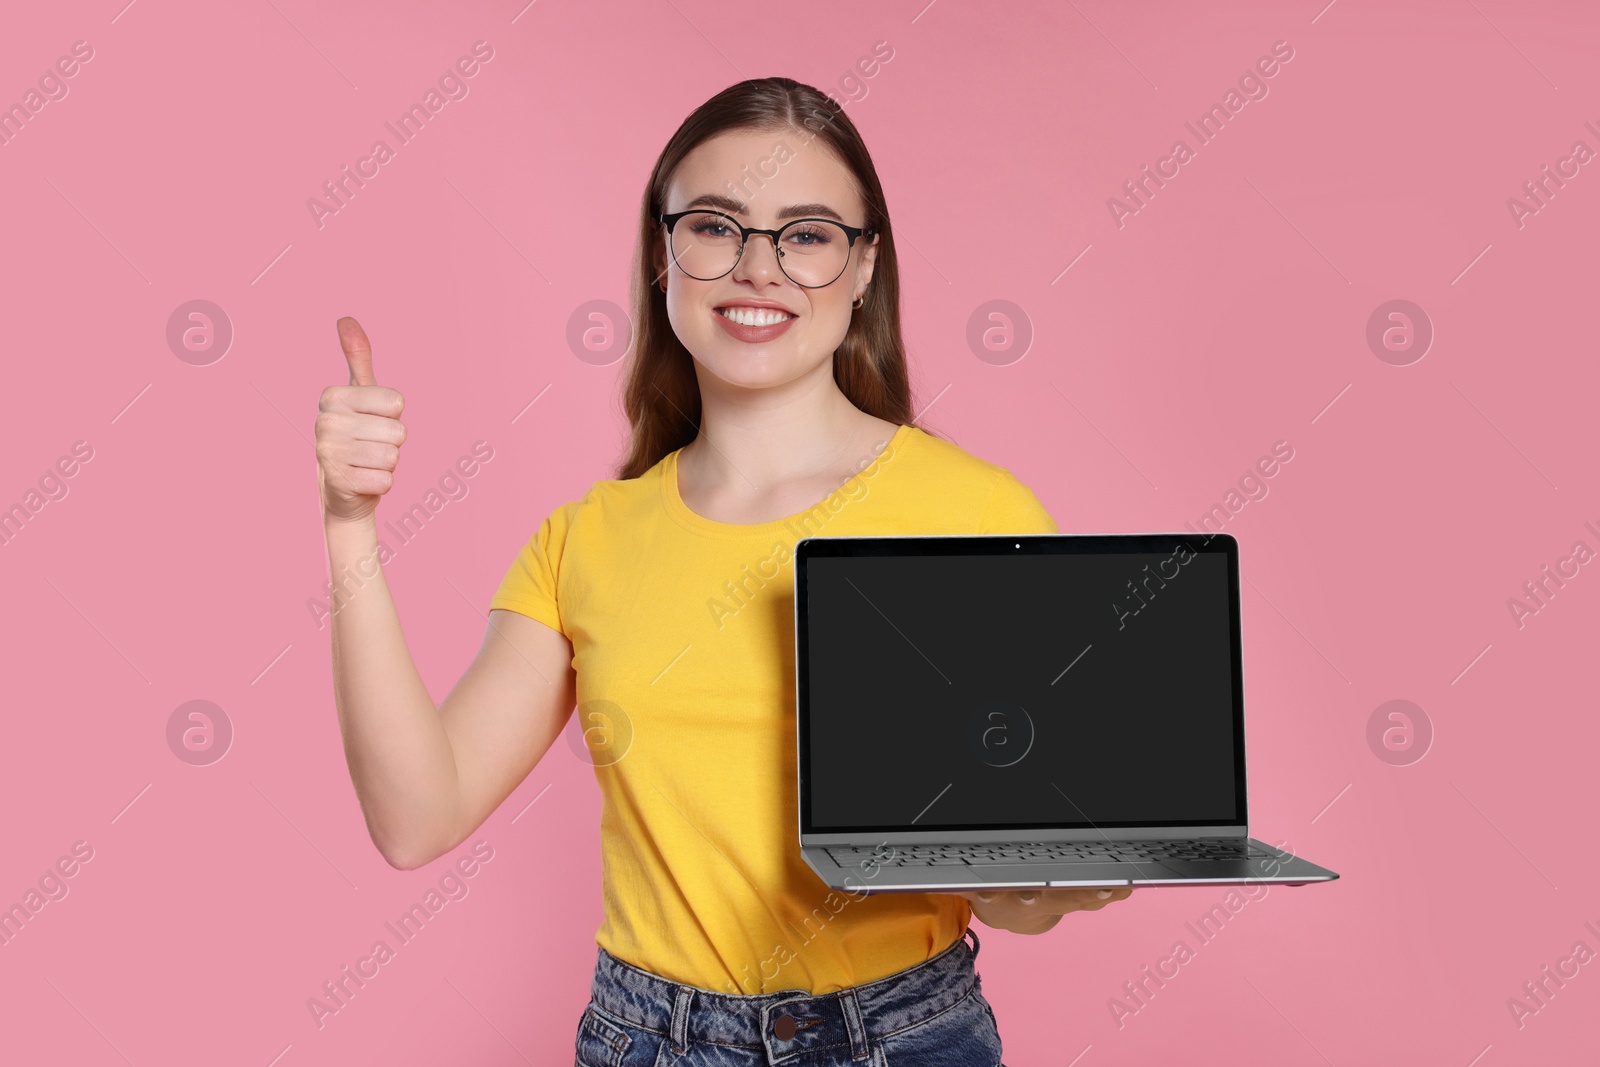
[794,532,1248,840]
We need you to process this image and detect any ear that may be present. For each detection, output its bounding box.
[652,236,669,289]
[854,233,878,298]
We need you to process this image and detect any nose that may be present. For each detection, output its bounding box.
[731,231,783,283]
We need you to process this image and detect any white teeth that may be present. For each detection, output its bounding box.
[719,306,792,327]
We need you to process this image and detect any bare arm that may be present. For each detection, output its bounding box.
[318,317,575,870]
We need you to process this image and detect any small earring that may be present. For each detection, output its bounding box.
[851,294,864,310]
[659,278,668,293]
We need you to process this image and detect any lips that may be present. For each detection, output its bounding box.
[712,303,798,342]
[716,305,796,327]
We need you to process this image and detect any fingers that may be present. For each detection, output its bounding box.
[340,440,401,473]
[337,316,377,387]
[1075,887,1134,910]
[315,432,400,480]
[318,383,405,419]
[1003,887,1135,915]
[1070,887,1133,904]
[338,465,394,497]
[315,410,407,446]
[1034,887,1131,904]
[959,886,1136,915]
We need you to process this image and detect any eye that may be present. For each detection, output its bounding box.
[689,216,736,239]
[785,223,834,247]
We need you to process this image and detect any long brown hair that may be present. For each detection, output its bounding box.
[614,76,928,480]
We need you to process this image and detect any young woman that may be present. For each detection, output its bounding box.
[315,76,1133,1067]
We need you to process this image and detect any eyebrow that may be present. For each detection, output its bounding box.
[681,193,846,223]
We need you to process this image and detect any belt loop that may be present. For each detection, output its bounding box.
[838,988,871,1061]
[669,985,694,1054]
[965,925,981,962]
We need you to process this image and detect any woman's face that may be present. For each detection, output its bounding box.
[655,127,878,393]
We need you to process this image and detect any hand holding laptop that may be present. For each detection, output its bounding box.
[952,886,1137,935]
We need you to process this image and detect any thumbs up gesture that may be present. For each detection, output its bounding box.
[315,317,407,525]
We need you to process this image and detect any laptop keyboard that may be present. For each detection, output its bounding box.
[824,838,1279,867]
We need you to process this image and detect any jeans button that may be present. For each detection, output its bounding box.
[773,1014,797,1040]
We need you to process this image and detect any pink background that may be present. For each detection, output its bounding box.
[2,1,1597,1063]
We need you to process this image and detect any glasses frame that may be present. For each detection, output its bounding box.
[657,209,876,289]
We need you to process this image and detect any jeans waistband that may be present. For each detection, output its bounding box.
[588,927,982,1061]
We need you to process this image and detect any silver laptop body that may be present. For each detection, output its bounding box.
[793,532,1339,893]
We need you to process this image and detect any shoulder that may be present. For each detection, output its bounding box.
[899,426,1058,534]
[501,467,659,580]
[899,425,1040,501]
[551,457,669,530]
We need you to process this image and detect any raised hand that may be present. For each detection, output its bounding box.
[314,316,408,525]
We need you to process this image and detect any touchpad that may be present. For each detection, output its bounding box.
[1154,859,1268,879]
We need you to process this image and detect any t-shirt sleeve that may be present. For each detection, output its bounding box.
[977,468,1059,534]
[488,499,579,635]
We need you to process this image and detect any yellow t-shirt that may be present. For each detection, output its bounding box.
[489,422,1059,995]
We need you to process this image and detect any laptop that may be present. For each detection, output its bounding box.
[793,532,1340,892]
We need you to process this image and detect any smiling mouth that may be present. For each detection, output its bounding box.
[716,306,796,327]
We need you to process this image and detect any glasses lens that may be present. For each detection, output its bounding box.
[669,211,742,280]
[776,220,852,287]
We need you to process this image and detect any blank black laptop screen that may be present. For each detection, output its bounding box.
[798,537,1245,834]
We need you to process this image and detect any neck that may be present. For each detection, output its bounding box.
[682,362,881,490]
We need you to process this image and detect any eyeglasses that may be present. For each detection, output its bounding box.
[658,209,876,289]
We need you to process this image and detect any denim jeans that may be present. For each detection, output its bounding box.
[575,927,1005,1066]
